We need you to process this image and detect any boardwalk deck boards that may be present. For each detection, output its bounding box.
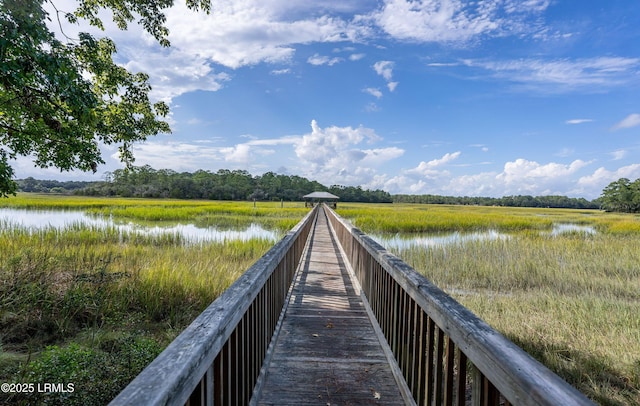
[256,210,405,405]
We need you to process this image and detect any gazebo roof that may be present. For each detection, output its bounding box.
[303,191,339,200]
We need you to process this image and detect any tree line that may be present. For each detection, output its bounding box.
[20,170,640,211]
[17,166,393,203]
[17,165,632,210]
[393,194,599,209]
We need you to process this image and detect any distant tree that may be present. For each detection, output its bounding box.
[600,178,640,213]
[0,0,211,197]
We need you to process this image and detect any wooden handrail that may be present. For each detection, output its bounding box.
[110,205,318,406]
[323,204,595,406]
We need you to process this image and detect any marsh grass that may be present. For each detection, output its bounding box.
[0,194,303,404]
[341,203,640,405]
[2,193,308,232]
[338,203,556,232]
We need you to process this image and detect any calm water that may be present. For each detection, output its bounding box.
[372,223,596,251]
[0,207,596,247]
[0,208,280,243]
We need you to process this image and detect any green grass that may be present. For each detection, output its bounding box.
[339,203,640,405]
[0,194,306,405]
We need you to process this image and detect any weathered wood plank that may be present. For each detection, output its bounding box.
[255,209,405,405]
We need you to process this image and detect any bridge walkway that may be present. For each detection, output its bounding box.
[254,208,407,405]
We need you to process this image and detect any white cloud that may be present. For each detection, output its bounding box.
[577,164,640,196]
[470,144,489,152]
[462,57,640,91]
[129,142,224,171]
[612,113,640,131]
[382,152,463,193]
[220,144,253,163]
[610,150,627,161]
[497,159,588,183]
[565,119,593,125]
[295,120,380,164]
[360,147,405,164]
[122,49,231,102]
[373,60,399,92]
[292,120,403,185]
[407,151,461,176]
[382,157,597,197]
[164,0,369,70]
[42,0,571,108]
[373,60,394,81]
[307,54,343,66]
[555,148,574,158]
[271,68,291,75]
[363,87,383,98]
[427,62,460,67]
[373,0,550,43]
[364,102,381,112]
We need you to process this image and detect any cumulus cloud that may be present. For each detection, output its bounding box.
[497,158,589,185]
[295,120,379,164]
[293,120,403,185]
[220,144,252,163]
[380,152,461,194]
[382,156,597,197]
[612,113,640,131]
[577,164,640,196]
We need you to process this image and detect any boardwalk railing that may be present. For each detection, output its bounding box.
[110,205,318,406]
[324,205,594,406]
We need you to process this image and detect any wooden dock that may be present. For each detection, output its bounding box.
[255,209,407,405]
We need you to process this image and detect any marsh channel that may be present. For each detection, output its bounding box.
[0,207,596,250]
[0,207,281,243]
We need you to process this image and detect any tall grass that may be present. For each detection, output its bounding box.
[0,194,305,404]
[0,226,275,345]
[338,203,557,232]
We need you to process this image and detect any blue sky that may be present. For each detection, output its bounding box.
[19,0,640,199]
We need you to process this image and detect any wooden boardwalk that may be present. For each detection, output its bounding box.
[255,209,407,405]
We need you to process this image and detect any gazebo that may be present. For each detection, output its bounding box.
[303,191,339,209]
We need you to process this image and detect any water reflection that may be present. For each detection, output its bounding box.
[372,223,596,251]
[550,223,596,236]
[0,208,280,243]
[371,230,509,251]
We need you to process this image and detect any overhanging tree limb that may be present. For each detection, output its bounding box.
[0,0,208,197]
